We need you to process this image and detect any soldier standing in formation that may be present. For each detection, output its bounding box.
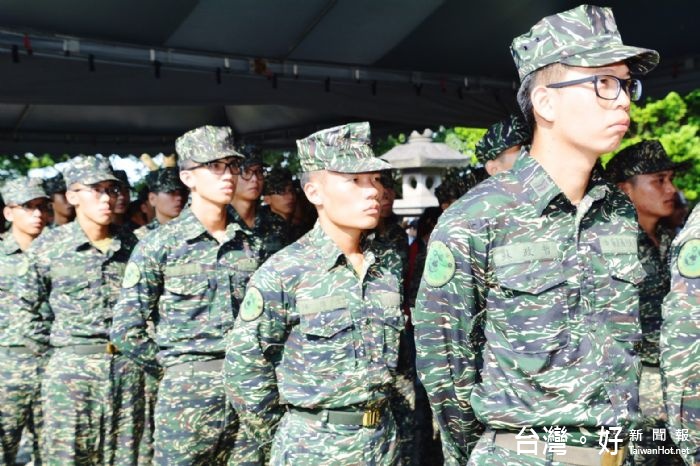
[0,178,51,465]
[224,122,407,465]
[134,159,189,240]
[475,112,531,177]
[111,126,255,465]
[14,156,143,464]
[661,203,700,466]
[414,5,659,465]
[606,140,690,465]
[42,172,75,227]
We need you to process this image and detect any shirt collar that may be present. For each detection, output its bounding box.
[1,232,21,255]
[180,206,242,242]
[308,222,378,272]
[64,220,124,253]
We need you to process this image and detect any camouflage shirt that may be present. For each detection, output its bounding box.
[660,204,700,465]
[375,214,408,274]
[111,207,256,373]
[133,218,162,241]
[15,221,136,352]
[637,224,674,366]
[414,153,645,463]
[223,222,405,446]
[228,204,291,265]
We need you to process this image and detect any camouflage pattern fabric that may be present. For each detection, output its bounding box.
[269,409,399,465]
[375,215,408,273]
[0,232,45,465]
[434,168,487,206]
[62,154,119,187]
[175,126,244,166]
[228,204,292,265]
[475,114,531,164]
[134,217,163,241]
[114,169,130,187]
[660,204,700,466]
[605,140,693,184]
[111,206,254,462]
[12,220,143,463]
[237,143,265,168]
[297,122,391,174]
[223,222,405,464]
[510,5,658,80]
[0,176,47,205]
[263,167,294,195]
[145,167,187,194]
[413,153,645,464]
[42,172,67,195]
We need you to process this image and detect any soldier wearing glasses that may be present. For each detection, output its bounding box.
[229,145,291,266]
[414,5,658,465]
[13,156,143,464]
[111,126,256,465]
[0,177,51,465]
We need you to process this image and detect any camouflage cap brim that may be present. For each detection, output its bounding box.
[74,172,120,187]
[558,43,659,76]
[190,149,245,164]
[326,156,392,174]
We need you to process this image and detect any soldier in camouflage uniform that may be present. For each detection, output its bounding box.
[111,126,253,465]
[229,145,291,264]
[414,5,659,465]
[224,122,407,465]
[14,155,144,465]
[475,112,531,176]
[606,140,690,466]
[375,170,408,270]
[0,177,50,465]
[433,167,487,211]
[261,167,300,242]
[43,171,75,227]
[661,204,700,466]
[134,166,188,240]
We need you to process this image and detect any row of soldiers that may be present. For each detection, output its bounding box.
[0,4,698,466]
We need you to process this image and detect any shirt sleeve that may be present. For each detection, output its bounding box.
[223,265,288,464]
[13,246,52,355]
[413,216,487,464]
[660,234,700,466]
[110,239,162,376]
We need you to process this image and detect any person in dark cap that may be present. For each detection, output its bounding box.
[262,167,296,223]
[0,177,51,465]
[433,167,487,211]
[225,122,408,464]
[229,144,290,264]
[13,155,142,463]
[110,169,134,229]
[606,139,690,466]
[475,113,531,176]
[414,5,659,464]
[134,165,188,240]
[111,126,254,465]
[375,170,407,270]
[43,171,75,227]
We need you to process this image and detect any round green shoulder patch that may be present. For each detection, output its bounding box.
[678,238,700,279]
[240,287,264,322]
[424,240,456,287]
[122,262,141,288]
[16,257,29,277]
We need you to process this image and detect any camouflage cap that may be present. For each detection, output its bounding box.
[1,176,48,206]
[146,167,188,193]
[379,170,400,192]
[296,122,391,174]
[263,167,294,195]
[238,144,267,168]
[605,140,692,183]
[434,167,487,205]
[175,126,245,166]
[475,113,531,164]
[511,5,659,80]
[42,172,67,195]
[63,155,119,187]
[113,169,130,187]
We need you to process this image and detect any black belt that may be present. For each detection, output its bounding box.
[289,400,387,428]
[57,343,119,355]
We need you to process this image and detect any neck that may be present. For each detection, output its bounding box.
[11,227,37,251]
[231,198,257,228]
[53,211,73,225]
[155,210,175,225]
[530,135,597,205]
[191,195,228,235]
[271,206,292,222]
[76,212,111,242]
[638,214,661,246]
[317,213,363,257]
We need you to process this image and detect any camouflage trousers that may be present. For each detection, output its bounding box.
[269,408,399,465]
[632,366,685,466]
[154,363,238,466]
[466,430,633,466]
[0,349,44,465]
[41,349,145,465]
[138,371,160,466]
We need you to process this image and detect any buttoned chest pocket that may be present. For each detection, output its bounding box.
[378,292,405,370]
[162,275,210,322]
[298,296,357,375]
[600,252,645,342]
[489,258,570,357]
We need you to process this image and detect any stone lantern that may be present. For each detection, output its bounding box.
[380,129,470,216]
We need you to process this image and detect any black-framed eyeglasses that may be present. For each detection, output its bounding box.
[71,185,122,198]
[546,75,642,102]
[184,160,241,176]
[9,201,52,213]
[269,186,295,196]
[240,166,266,181]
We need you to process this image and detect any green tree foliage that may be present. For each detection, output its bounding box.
[0,153,70,181]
